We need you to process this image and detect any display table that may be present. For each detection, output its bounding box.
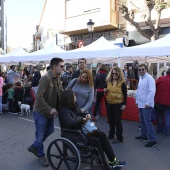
[99,97,139,122]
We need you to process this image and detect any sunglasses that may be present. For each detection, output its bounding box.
[60,65,64,68]
[139,69,145,71]
[112,73,118,76]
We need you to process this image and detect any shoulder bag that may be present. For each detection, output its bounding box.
[82,120,98,136]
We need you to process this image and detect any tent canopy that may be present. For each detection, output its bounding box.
[0,47,28,64]
[1,34,170,65]
[119,33,170,63]
[0,37,120,64]
[57,37,120,63]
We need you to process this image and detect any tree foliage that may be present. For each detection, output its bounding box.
[118,0,168,41]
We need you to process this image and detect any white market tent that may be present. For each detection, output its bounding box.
[0,37,120,64]
[58,37,120,63]
[0,44,65,65]
[119,33,170,63]
[1,34,170,65]
[0,47,28,64]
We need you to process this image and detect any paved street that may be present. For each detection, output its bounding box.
[0,113,170,170]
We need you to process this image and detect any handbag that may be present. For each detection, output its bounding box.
[82,120,98,136]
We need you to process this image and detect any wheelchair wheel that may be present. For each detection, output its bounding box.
[47,137,81,170]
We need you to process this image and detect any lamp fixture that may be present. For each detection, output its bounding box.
[87,19,95,32]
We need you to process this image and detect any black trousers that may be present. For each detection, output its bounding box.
[86,131,115,170]
[8,98,13,112]
[93,92,106,116]
[107,103,123,141]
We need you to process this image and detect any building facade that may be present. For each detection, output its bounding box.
[60,0,128,49]
[0,0,7,53]
[33,0,65,51]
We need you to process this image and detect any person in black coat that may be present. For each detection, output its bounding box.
[31,66,41,96]
[59,90,126,170]
[93,64,108,121]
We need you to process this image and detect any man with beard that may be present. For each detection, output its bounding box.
[72,58,87,79]
[27,58,64,167]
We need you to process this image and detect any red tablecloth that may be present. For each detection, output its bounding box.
[99,97,139,122]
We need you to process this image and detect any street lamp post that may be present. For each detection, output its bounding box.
[87,19,95,44]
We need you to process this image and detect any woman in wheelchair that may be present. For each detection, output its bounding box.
[59,89,126,170]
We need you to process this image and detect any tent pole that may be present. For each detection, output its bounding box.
[118,55,121,67]
[91,58,92,71]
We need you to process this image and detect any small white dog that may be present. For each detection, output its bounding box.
[18,101,31,116]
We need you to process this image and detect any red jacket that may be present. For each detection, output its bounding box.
[155,74,170,106]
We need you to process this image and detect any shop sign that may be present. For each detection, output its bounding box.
[78,40,84,48]
[71,31,113,42]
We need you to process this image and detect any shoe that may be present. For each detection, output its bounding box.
[112,139,123,144]
[39,155,49,167]
[27,145,39,157]
[135,136,148,141]
[138,125,141,129]
[96,115,100,119]
[145,141,157,147]
[107,135,114,140]
[0,112,4,116]
[109,158,126,168]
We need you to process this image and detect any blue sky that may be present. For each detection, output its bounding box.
[7,0,45,49]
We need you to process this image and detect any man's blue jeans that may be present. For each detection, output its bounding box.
[32,112,54,156]
[157,105,170,136]
[139,107,156,142]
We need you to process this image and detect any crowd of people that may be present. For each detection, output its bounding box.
[0,65,41,115]
[0,57,170,170]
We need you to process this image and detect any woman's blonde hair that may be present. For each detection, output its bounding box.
[106,66,125,85]
[79,68,94,87]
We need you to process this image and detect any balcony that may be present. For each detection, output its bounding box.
[60,0,118,36]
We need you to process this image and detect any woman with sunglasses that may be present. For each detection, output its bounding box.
[66,68,94,115]
[59,89,126,170]
[105,67,127,144]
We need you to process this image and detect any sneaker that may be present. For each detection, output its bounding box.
[39,155,49,167]
[135,136,148,141]
[138,125,141,129]
[27,145,39,157]
[112,139,123,144]
[107,135,114,140]
[0,112,5,116]
[96,115,100,119]
[145,141,157,147]
[109,158,126,168]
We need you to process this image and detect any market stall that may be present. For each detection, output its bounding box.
[99,90,139,122]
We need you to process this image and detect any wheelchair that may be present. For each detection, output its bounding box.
[47,115,105,170]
